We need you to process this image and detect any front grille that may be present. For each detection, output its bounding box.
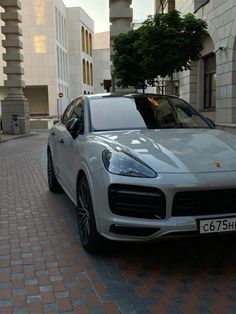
[172,189,236,217]
[108,184,166,219]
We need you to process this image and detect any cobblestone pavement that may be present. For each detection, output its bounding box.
[1,131,236,314]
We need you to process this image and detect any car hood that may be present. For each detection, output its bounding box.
[94,129,236,173]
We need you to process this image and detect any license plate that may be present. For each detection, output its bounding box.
[199,217,236,234]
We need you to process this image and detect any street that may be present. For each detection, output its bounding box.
[0,131,236,314]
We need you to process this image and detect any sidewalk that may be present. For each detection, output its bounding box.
[0,130,48,143]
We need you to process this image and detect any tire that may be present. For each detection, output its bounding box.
[47,149,63,193]
[77,176,105,253]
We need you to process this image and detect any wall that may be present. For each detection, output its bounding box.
[176,0,236,125]
[21,0,58,115]
[67,7,94,99]
[93,32,111,93]
[24,86,49,115]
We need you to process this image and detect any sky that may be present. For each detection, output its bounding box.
[63,0,154,33]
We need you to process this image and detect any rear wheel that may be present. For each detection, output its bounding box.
[77,176,105,253]
[47,149,63,193]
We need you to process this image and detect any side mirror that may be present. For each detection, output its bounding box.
[66,118,83,138]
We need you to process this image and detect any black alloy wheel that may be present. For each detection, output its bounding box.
[47,149,63,193]
[77,176,105,253]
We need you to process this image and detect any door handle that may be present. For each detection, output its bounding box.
[50,131,55,136]
[59,139,64,144]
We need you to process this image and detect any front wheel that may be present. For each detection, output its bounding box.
[77,176,105,253]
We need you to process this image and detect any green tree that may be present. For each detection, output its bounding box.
[112,10,207,90]
[112,29,147,91]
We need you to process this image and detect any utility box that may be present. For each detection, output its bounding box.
[12,114,20,135]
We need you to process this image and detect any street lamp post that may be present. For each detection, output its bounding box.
[0,0,29,134]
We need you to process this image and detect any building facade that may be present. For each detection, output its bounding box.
[0,0,94,118]
[93,31,111,93]
[109,0,133,91]
[67,7,94,101]
[155,0,236,132]
[109,0,133,39]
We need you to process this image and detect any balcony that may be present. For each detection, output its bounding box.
[109,7,133,21]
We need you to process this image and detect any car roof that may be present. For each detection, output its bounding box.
[85,93,179,99]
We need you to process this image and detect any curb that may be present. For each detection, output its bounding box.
[0,132,39,143]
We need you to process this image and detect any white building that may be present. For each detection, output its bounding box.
[93,31,111,94]
[0,0,94,117]
[155,0,236,132]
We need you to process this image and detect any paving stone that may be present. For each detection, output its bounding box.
[1,132,236,314]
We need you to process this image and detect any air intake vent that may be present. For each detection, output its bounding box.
[172,189,236,217]
[109,184,166,219]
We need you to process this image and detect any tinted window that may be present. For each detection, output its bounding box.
[89,96,209,131]
[61,100,76,125]
[70,99,84,120]
[170,98,209,128]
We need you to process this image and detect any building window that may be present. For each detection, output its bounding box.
[86,61,90,85]
[85,30,89,54]
[82,59,86,84]
[204,53,216,109]
[58,12,62,44]
[81,27,85,52]
[56,46,59,78]
[90,63,93,86]
[65,54,68,81]
[89,33,92,56]
[64,19,67,48]
[63,19,66,47]
[55,8,59,41]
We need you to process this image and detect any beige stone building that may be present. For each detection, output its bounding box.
[93,31,111,93]
[0,0,94,118]
[155,0,236,132]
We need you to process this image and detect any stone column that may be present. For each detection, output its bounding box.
[1,0,29,134]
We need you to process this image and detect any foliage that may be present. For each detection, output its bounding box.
[112,29,146,89]
[112,10,207,88]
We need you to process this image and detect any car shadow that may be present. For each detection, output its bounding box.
[45,190,236,275]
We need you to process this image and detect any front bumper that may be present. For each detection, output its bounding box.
[89,169,236,241]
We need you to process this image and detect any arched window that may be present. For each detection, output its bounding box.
[85,30,89,54]
[86,61,90,85]
[82,59,86,84]
[89,33,92,56]
[81,27,85,52]
[83,90,86,94]
[204,53,216,109]
[90,63,93,86]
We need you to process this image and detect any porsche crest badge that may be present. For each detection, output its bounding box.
[214,161,222,168]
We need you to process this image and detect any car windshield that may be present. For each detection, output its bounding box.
[89,96,210,131]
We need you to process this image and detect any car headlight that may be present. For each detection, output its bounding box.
[102,149,157,178]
